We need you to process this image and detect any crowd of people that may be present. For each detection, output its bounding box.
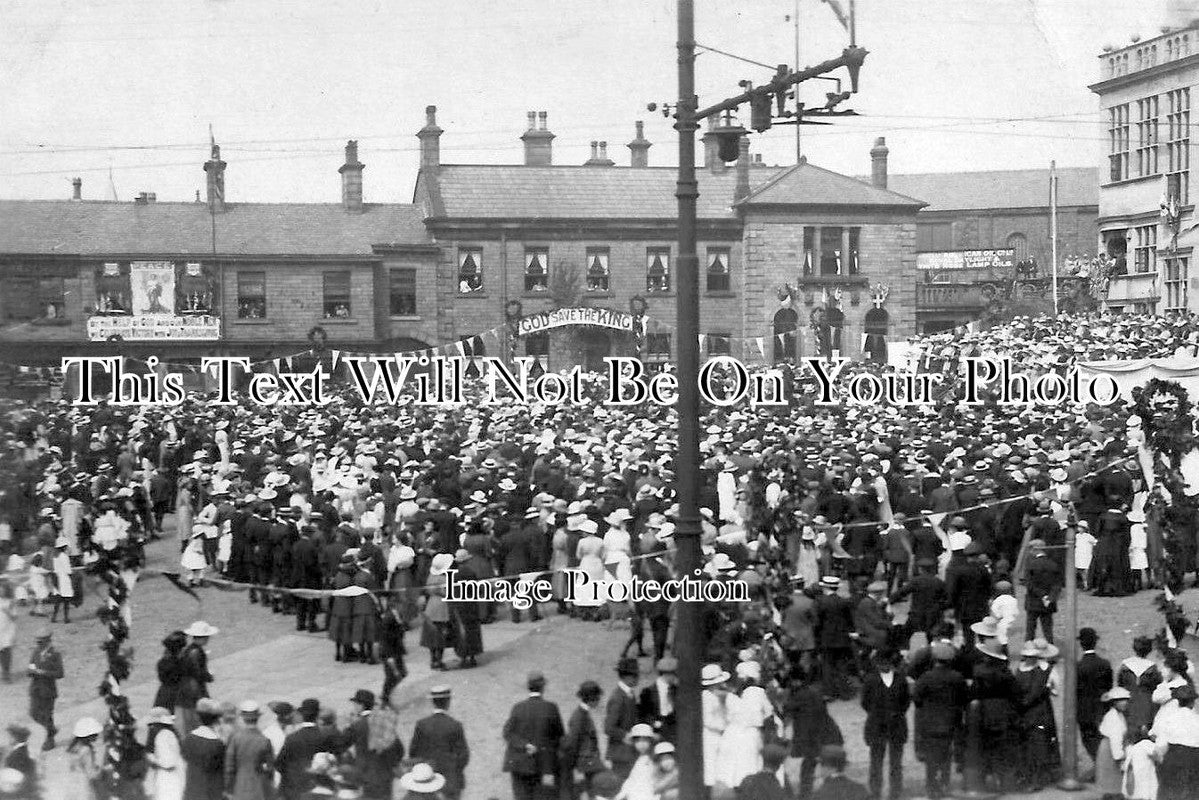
[2,310,1199,799]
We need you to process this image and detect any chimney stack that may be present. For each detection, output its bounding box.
[521,110,555,165]
[71,178,81,201]
[701,116,726,174]
[627,120,651,168]
[734,138,751,204]
[204,144,227,213]
[870,137,889,189]
[417,105,443,171]
[585,140,615,167]
[339,140,365,212]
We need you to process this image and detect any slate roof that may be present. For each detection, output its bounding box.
[881,167,1099,212]
[427,165,775,220]
[740,161,926,209]
[0,200,430,256]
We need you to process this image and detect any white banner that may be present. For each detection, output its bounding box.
[86,315,220,342]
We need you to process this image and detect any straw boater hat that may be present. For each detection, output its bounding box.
[72,717,103,738]
[398,763,445,794]
[1102,687,1131,703]
[183,621,219,638]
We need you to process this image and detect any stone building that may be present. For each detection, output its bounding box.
[414,108,924,368]
[1092,9,1199,314]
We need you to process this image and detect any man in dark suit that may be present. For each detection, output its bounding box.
[1024,539,1061,642]
[891,558,947,639]
[290,525,323,633]
[814,576,856,700]
[860,650,910,800]
[735,743,790,800]
[1076,627,1114,763]
[945,543,992,649]
[912,642,967,800]
[409,686,470,800]
[854,581,893,661]
[496,524,540,622]
[560,680,605,800]
[275,698,328,800]
[27,629,63,750]
[604,658,640,780]
[637,656,677,744]
[242,502,272,606]
[502,671,565,800]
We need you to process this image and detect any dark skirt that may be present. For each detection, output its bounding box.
[419,618,456,651]
[349,612,378,642]
[328,612,355,644]
[1159,743,1199,800]
[453,610,483,657]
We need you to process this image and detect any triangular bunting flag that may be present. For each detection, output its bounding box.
[285,356,293,371]
[698,334,707,350]
[454,341,466,357]
[861,333,868,352]
[755,338,765,357]
[272,359,281,372]
[537,356,548,371]
[330,350,341,370]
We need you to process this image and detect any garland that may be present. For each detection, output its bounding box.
[92,531,148,795]
[1133,378,1199,593]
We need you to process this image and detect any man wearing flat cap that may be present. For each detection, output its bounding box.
[409,686,470,799]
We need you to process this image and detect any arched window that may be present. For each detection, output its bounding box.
[1006,233,1029,263]
[773,308,798,362]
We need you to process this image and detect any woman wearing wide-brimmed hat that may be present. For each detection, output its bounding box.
[419,553,455,671]
[1094,686,1130,799]
[144,706,184,800]
[1014,640,1061,792]
[700,664,730,793]
[65,717,104,800]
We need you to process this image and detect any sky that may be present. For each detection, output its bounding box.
[0,0,1187,204]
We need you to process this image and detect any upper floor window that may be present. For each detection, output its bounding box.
[1137,95,1160,177]
[848,228,861,275]
[1167,88,1191,204]
[647,247,671,293]
[1166,257,1189,312]
[820,227,843,275]
[1133,224,1157,274]
[646,333,671,366]
[389,268,417,316]
[6,277,65,321]
[1110,104,1131,182]
[237,271,266,319]
[525,332,550,357]
[586,248,610,292]
[1006,233,1029,263]
[707,333,731,356]
[524,247,549,292]
[706,248,730,292]
[323,271,352,318]
[803,227,815,275]
[458,247,483,293]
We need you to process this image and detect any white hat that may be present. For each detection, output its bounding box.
[398,763,445,793]
[72,717,103,738]
[0,767,24,793]
[655,522,676,541]
[735,661,761,681]
[578,519,598,535]
[948,531,971,552]
[701,664,731,686]
[605,508,633,525]
[238,700,261,716]
[429,553,455,576]
[184,620,219,638]
[625,723,657,742]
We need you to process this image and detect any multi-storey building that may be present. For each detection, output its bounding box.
[0,107,927,392]
[1092,15,1199,315]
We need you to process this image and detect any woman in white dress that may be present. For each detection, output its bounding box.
[174,479,194,554]
[574,519,606,621]
[0,581,16,682]
[145,707,184,800]
[49,538,74,623]
[715,660,775,790]
[701,665,730,792]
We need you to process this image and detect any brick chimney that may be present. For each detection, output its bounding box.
[734,138,751,204]
[584,140,615,167]
[417,105,442,171]
[701,116,726,174]
[627,121,651,168]
[521,111,554,166]
[870,137,889,188]
[71,178,81,201]
[339,140,365,212]
[203,144,227,213]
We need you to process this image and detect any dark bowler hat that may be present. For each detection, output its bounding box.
[349,689,376,709]
[616,657,640,677]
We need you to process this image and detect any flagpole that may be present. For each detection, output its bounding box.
[794,0,802,162]
[1051,160,1059,316]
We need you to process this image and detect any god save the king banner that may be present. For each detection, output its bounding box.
[516,307,635,336]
